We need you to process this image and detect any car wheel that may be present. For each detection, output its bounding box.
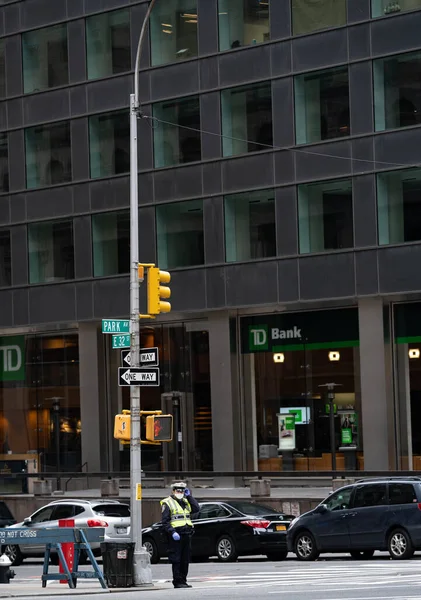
[388,529,414,560]
[294,531,319,561]
[266,550,288,561]
[4,545,23,566]
[143,538,159,564]
[350,550,375,560]
[216,535,238,562]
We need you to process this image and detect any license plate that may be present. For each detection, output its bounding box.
[276,525,286,531]
[116,527,127,534]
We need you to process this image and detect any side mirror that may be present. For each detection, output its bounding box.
[23,517,32,525]
[315,504,329,515]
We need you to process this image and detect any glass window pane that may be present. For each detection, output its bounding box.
[388,483,417,504]
[225,189,276,262]
[89,111,130,178]
[377,168,421,245]
[86,9,131,80]
[324,487,352,511]
[151,0,198,66]
[0,133,9,193]
[0,230,11,287]
[92,211,130,277]
[22,24,68,94]
[25,122,71,189]
[156,200,204,269]
[218,0,270,52]
[153,96,201,167]
[298,179,353,253]
[353,484,387,508]
[0,40,5,98]
[222,82,272,157]
[28,220,74,284]
[374,51,421,132]
[292,0,346,35]
[295,67,350,144]
[372,0,421,17]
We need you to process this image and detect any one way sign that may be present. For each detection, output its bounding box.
[118,367,160,387]
[121,347,159,368]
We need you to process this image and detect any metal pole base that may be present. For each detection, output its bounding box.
[133,549,153,586]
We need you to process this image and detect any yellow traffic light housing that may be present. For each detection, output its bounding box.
[114,412,131,441]
[145,415,173,442]
[147,267,171,316]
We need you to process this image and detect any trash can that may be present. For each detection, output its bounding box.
[100,542,135,588]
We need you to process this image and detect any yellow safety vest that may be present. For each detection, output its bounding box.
[160,496,193,529]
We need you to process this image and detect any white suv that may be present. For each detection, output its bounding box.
[3,499,130,565]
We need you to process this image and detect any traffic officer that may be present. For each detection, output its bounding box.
[160,481,199,589]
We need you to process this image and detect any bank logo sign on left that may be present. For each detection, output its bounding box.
[248,325,302,351]
[0,336,25,382]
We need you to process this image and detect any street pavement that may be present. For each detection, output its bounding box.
[2,555,421,599]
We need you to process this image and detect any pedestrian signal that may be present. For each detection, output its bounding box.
[114,413,131,441]
[145,415,173,442]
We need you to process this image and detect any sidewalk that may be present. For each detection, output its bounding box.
[0,581,163,597]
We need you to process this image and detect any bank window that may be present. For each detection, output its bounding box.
[218,0,270,52]
[292,0,346,35]
[377,168,421,245]
[295,67,350,145]
[224,189,276,262]
[222,82,272,157]
[89,111,130,179]
[153,96,201,167]
[28,220,75,284]
[22,24,68,94]
[25,122,71,190]
[374,51,421,132]
[86,9,131,80]
[0,229,11,287]
[0,39,5,98]
[0,133,9,193]
[156,200,204,269]
[92,211,129,277]
[372,0,421,17]
[353,484,387,508]
[150,0,198,66]
[298,178,353,254]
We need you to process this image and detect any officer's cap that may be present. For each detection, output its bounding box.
[171,481,187,491]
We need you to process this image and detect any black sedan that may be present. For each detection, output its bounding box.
[142,500,293,563]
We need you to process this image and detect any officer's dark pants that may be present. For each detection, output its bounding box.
[168,534,191,587]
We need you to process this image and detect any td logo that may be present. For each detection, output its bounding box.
[0,336,25,382]
[249,325,268,351]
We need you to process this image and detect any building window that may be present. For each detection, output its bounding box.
[92,211,129,276]
[295,67,350,144]
[157,200,204,269]
[298,178,353,254]
[89,111,130,179]
[218,0,270,52]
[25,122,71,190]
[377,168,421,245]
[374,51,421,132]
[28,221,74,284]
[86,9,131,80]
[292,0,346,35]
[225,189,276,262]
[153,97,201,167]
[0,40,5,99]
[150,0,198,66]
[22,24,68,94]
[0,133,9,193]
[222,82,272,157]
[0,230,11,287]
[372,0,421,17]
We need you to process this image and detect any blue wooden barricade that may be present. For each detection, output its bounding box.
[0,527,107,590]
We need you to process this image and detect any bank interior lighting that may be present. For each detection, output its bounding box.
[409,349,421,359]
[273,353,285,364]
[329,351,340,362]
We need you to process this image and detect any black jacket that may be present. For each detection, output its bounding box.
[161,494,200,535]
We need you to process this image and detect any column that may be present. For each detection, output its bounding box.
[78,323,107,472]
[358,298,390,470]
[396,343,412,470]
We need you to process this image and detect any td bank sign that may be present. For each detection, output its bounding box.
[249,325,302,351]
[0,336,25,382]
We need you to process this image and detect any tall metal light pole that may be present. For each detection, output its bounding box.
[129,0,158,587]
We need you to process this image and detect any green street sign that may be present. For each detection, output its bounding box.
[102,319,129,334]
[112,334,130,349]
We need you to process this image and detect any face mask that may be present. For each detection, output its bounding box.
[174,492,184,500]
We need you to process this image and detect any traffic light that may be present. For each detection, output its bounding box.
[114,413,131,441]
[147,267,171,316]
[145,415,173,442]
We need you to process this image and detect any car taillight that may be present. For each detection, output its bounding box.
[87,519,108,527]
[417,503,421,511]
[240,520,270,529]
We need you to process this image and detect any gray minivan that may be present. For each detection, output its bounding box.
[287,478,421,560]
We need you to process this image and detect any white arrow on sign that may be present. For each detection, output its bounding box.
[118,367,160,387]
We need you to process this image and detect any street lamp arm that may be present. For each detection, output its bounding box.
[134,0,158,109]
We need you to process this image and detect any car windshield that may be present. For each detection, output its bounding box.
[0,502,14,520]
[228,501,279,516]
[92,504,130,517]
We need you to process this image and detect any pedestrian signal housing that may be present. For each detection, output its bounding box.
[114,413,131,441]
[147,267,171,315]
[145,415,173,442]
